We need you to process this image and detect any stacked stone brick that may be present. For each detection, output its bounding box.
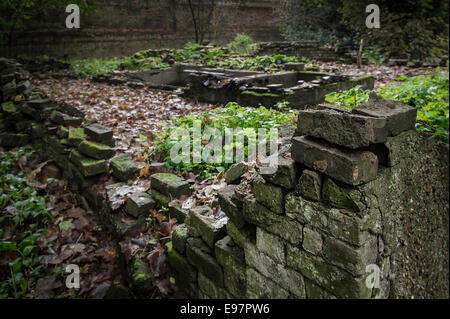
[168,92,449,299]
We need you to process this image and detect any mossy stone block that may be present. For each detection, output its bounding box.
[124,192,155,217]
[172,224,188,254]
[151,173,191,198]
[68,128,85,146]
[296,169,322,202]
[70,149,107,177]
[78,140,115,160]
[166,241,197,290]
[109,153,139,182]
[186,237,223,287]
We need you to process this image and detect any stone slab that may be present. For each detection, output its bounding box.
[151,173,191,198]
[292,136,378,185]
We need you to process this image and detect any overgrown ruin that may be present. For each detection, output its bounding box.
[1,55,448,299]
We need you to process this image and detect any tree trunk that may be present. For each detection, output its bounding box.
[187,0,199,43]
[357,39,364,68]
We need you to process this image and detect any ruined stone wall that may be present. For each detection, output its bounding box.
[0,0,281,59]
[255,41,355,63]
[168,94,449,299]
[1,58,448,299]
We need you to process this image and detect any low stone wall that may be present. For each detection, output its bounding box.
[168,94,449,299]
[255,41,355,63]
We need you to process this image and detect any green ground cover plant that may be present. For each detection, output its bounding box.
[152,102,297,179]
[0,147,53,298]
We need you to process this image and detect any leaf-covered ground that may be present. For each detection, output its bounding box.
[32,76,220,164]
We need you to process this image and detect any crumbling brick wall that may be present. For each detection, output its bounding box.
[168,93,449,299]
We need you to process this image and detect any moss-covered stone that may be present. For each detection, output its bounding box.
[241,90,282,98]
[226,221,254,249]
[151,173,191,198]
[150,189,170,207]
[218,185,245,229]
[286,244,371,299]
[198,272,233,299]
[304,278,336,299]
[302,227,323,255]
[243,196,302,245]
[260,156,297,189]
[186,237,223,287]
[85,123,113,143]
[253,176,284,214]
[215,236,246,298]
[224,162,247,184]
[296,169,322,202]
[245,241,305,298]
[111,213,147,239]
[70,149,107,177]
[31,124,45,139]
[166,241,197,290]
[15,120,33,132]
[0,133,30,147]
[172,224,188,254]
[322,177,361,211]
[285,193,369,246]
[188,206,226,248]
[256,227,285,264]
[50,110,82,127]
[2,101,16,113]
[78,140,115,160]
[246,268,289,299]
[67,128,85,146]
[291,136,379,186]
[127,255,153,293]
[124,192,155,217]
[109,153,139,182]
[57,126,69,138]
[322,235,377,276]
[169,205,187,223]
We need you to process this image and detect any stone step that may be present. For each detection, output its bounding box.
[187,206,227,249]
[70,149,107,177]
[85,123,114,146]
[67,128,85,146]
[78,140,115,160]
[150,173,191,198]
[292,136,378,186]
[109,153,139,182]
[50,110,82,127]
[27,98,53,110]
[124,192,156,217]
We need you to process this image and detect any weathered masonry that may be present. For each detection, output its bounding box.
[1,58,448,299]
[126,62,374,109]
[168,93,449,299]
